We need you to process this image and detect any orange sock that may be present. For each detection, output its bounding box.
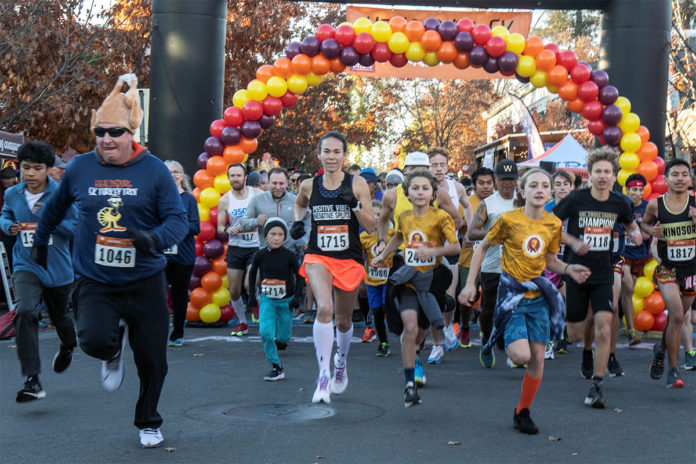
[516,372,542,414]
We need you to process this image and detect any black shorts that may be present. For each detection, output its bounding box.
[397,286,430,330]
[565,280,614,323]
[225,246,257,270]
[655,263,696,297]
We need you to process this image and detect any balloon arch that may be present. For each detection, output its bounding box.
[186,15,666,325]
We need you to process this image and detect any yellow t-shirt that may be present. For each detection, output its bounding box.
[396,207,458,273]
[361,228,395,286]
[394,184,441,251]
[486,208,562,298]
[458,193,482,268]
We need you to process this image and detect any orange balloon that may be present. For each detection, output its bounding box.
[389,16,407,33]
[192,187,200,202]
[421,30,442,52]
[223,145,245,164]
[523,36,544,57]
[201,271,223,292]
[311,55,331,75]
[634,310,654,332]
[567,97,584,113]
[330,57,346,73]
[256,64,274,83]
[291,54,312,75]
[637,160,658,182]
[205,155,226,176]
[558,81,578,101]
[436,42,458,63]
[535,49,557,72]
[189,287,211,310]
[635,125,650,145]
[641,182,652,200]
[404,20,425,42]
[453,52,470,69]
[193,170,214,189]
[186,303,200,322]
[239,136,258,154]
[547,65,569,86]
[211,256,227,275]
[637,141,658,162]
[273,57,293,79]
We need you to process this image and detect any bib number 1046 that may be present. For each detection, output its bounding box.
[95,235,136,268]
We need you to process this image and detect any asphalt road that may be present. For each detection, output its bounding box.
[1,323,694,463]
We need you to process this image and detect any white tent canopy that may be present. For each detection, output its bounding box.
[518,134,588,171]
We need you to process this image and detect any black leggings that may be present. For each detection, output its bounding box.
[479,272,500,344]
[372,305,388,344]
[165,262,194,341]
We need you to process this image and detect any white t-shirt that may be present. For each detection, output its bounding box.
[24,190,44,211]
[481,191,516,274]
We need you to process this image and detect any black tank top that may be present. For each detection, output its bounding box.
[656,194,696,267]
[306,174,363,263]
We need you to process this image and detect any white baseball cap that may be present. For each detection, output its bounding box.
[404,151,429,167]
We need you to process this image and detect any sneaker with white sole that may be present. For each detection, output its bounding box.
[16,375,46,402]
[544,342,555,360]
[101,323,126,392]
[331,354,348,394]
[312,371,331,404]
[444,325,458,351]
[427,345,444,364]
[414,358,426,386]
[139,428,163,448]
[264,364,285,381]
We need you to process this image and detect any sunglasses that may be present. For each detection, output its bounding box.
[94,127,130,138]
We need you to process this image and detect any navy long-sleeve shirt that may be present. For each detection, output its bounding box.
[165,191,200,265]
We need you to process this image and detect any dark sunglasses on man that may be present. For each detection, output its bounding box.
[94,127,131,138]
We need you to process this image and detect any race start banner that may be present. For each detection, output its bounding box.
[346,6,532,80]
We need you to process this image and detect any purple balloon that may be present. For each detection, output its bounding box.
[340,46,360,66]
[203,239,224,259]
[602,125,622,146]
[285,41,302,60]
[189,275,201,291]
[590,69,609,88]
[220,126,241,146]
[359,52,375,67]
[469,45,488,67]
[516,74,530,84]
[301,35,320,57]
[320,38,341,59]
[497,51,518,74]
[259,114,275,129]
[483,57,499,74]
[193,255,212,277]
[215,231,228,243]
[204,137,223,157]
[437,20,458,41]
[423,17,441,31]
[601,104,622,125]
[197,152,210,170]
[241,120,262,139]
[598,85,618,105]
[454,31,474,52]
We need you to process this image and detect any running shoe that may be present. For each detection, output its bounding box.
[628,328,642,347]
[683,350,696,370]
[666,367,684,388]
[231,322,248,336]
[554,339,568,354]
[607,353,624,377]
[427,345,444,364]
[459,328,471,348]
[414,358,426,386]
[453,322,460,337]
[331,354,348,394]
[544,342,555,360]
[506,357,525,369]
[584,381,607,409]
[139,428,164,448]
[264,364,285,382]
[650,342,665,380]
[312,371,331,404]
[444,325,458,351]
[275,340,288,350]
[168,338,183,347]
[101,323,126,392]
[361,327,376,343]
[376,342,390,357]
[403,381,422,408]
[52,344,74,373]
[479,347,495,368]
[513,408,538,435]
[16,376,46,403]
[581,349,594,379]
[251,304,259,323]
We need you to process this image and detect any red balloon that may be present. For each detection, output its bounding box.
[557,50,578,71]
[485,36,507,57]
[543,43,560,56]
[315,24,335,41]
[223,106,244,127]
[220,304,235,322]
[334,24,355,46]
[652,175,668,195]
[198,221,216,242]
[581,100,604,121]
[195,241,203,255]
[570,63,591,84]
[242,100,263,121]
[637,160,658,182]
[209,206,218,226]
[262,96,283,116]
[210,119,225,138]
[577,80,599,101]
[353,32,375,54]
[471,24,491,45]
[280,91,298,108]
[654,156,665,175]
[587,119,606,136]
[652,311,667,332]
[389,53,408,68]
[456,18,474,33]
[371,42,392,62]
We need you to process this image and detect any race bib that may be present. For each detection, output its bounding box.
[367,264,390,281]
[19,223,53,247]
[625,235,635,247]
[404,241,436,267]
[240,229,258,242]
[163,244,178,255]
[583,227,611,251]
[317,225,348,251]
[261,278,286,299]
[667,239,695,262]
[95,235,135,268]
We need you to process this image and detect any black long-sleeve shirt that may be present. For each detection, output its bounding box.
[248,246,304,300]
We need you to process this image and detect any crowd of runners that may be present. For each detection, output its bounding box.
[2,76,694,447]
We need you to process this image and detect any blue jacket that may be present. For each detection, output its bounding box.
[34,145,188,285]
[0,179,77,287]
[165,191,200,265]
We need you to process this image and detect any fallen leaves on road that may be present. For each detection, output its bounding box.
[447,441,461,446]
[165,447,176,453]
[548,436,562,442]
[193,353,204,357]
[613,408,623,413]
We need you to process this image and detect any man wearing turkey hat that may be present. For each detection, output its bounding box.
[32,74,188,448]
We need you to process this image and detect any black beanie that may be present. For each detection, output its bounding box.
[263,217,287,238]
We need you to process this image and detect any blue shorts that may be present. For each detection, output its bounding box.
[366,284,386,310]
[503,296,550,349]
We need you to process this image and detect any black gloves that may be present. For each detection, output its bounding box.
[131,229,160,256]
[337,185,359,209]
[289,221,305,240]
[31,245,48,269]
[290,294,303,310]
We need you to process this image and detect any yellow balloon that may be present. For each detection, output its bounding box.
[620,133,642,153]
[266,76,287,98]
[306,71,323,86]
[530,70,547,88]
[221,275,229,288]
[353,17,373,34]
[246,79,267,101]
[405,42,426,62]
[615,96,631,115]
[546,83,558,94]
[232,89,249,109]
[634,276,654,298]
[211,287,231,307]
[506,32,526,55]
[632,294,644,313]
[619,152,640,171]
[643,259,658,279]
[287,74,308,94]
[516,55,537,77]
[491,25,510,39]
[618,112,640,134]
[370,21,392,42]
[214,174,231,194]
[617,168,633,186]
[199,303,221,323]
[388,32,410,54]
[199,187,221,208]
[423,51,440,67]
[198,205,210,222]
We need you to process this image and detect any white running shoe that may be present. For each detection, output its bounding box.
[427,345,444,364]
[506,356,526,369]
[544,342,555,360]
[331,353,348,394]
[444,325,458,351]
[101,322,126,392]
[139,428,163,448]
[312,371,331,404]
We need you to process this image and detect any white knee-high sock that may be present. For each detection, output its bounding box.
[232,298,247,324]
[335,324,353,369]
[313,320,334,375]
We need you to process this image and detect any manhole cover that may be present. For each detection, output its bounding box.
[224,403,335,422]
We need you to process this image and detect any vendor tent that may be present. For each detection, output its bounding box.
[518,134,588,175]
